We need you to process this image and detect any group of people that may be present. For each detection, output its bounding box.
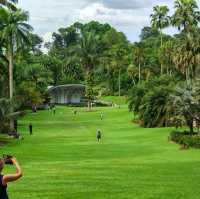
[1,106,105,198]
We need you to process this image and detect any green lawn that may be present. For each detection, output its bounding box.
[100,96,127,105]
[1,105,200,199]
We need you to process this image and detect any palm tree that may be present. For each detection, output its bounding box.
[74,31,99,110]
[0,0,18,10]
[133,43,145,83]
[127,64,137,85]
[159,40,174,75]
[0,8,32,129]
[171,0,200,33]
[172,29,200,83]
[150,5,170,74]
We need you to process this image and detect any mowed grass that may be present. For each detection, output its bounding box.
[1,105,200,199]
[100,96,127,105]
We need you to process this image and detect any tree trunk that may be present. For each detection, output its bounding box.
[186,67,191,86]
[187,119,194,134]
[160,31,163,75]
[8,45,14,131]
[118,69,121,97]
[138,62,141,82]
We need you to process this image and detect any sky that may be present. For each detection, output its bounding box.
[18,0,200,43]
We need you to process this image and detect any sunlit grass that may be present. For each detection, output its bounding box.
[0,105,200,199]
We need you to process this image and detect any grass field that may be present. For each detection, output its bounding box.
[100,96,127,105]
[1,104,200,199]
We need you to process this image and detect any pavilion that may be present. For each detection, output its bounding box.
[47,84,85,104]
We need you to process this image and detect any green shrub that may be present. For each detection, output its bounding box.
[128,75,177,128]
[180,136,200,149]
[169,130,200,149]
[170,130,193,143]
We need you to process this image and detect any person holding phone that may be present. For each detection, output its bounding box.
[0,156,23,199]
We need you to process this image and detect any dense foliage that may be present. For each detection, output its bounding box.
[128,0,200,131]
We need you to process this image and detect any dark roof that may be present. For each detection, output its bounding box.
[47,84,85,92]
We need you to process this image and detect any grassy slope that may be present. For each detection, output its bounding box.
[100,96,127,105]
[1,105,200,199]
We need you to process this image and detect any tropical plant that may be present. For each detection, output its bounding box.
[159,40,175,75]
[127,64,138,85]
[0,98,22,133]
[0,7,32,129]
[129,76,176,127]
[73,31,100,110]
[172,30,200,82]
[171,0,200,33]
[172,81,200,133]
[133,43,145,82]
[150,5,170,74]
[16,81,43,110]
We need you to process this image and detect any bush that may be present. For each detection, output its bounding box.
[128,75,177,128]
[170,130,193,143]
[180,136,200,149]
[169,130,200,149]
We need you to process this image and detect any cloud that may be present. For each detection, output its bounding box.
[78,3,149,27]
[43,32,53,43]
[18,0,200,42]
[85,0,154,10]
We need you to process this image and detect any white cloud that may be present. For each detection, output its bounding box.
[43,32,53,43]
[78,3,149,27]
[18,0,200,42]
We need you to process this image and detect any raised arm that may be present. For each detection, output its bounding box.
[2,157,23,186]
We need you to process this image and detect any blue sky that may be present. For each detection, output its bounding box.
[18,0,200,43]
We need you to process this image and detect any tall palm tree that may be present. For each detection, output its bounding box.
[127,64,137,85]
[0,8,32,129]
[150,5,170,74]
[171,0,200,33]
[109,44,128,97]
[173,31,200,83]
[159,40,174,75]
[74,31,99,110]
[134,43,145,83]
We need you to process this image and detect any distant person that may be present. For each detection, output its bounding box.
[97,130,102,142]
[29,124,33,135]
[100,113,104,120]
[53,107,56,115]
[0,156,23,199]
[74,110,77,115]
